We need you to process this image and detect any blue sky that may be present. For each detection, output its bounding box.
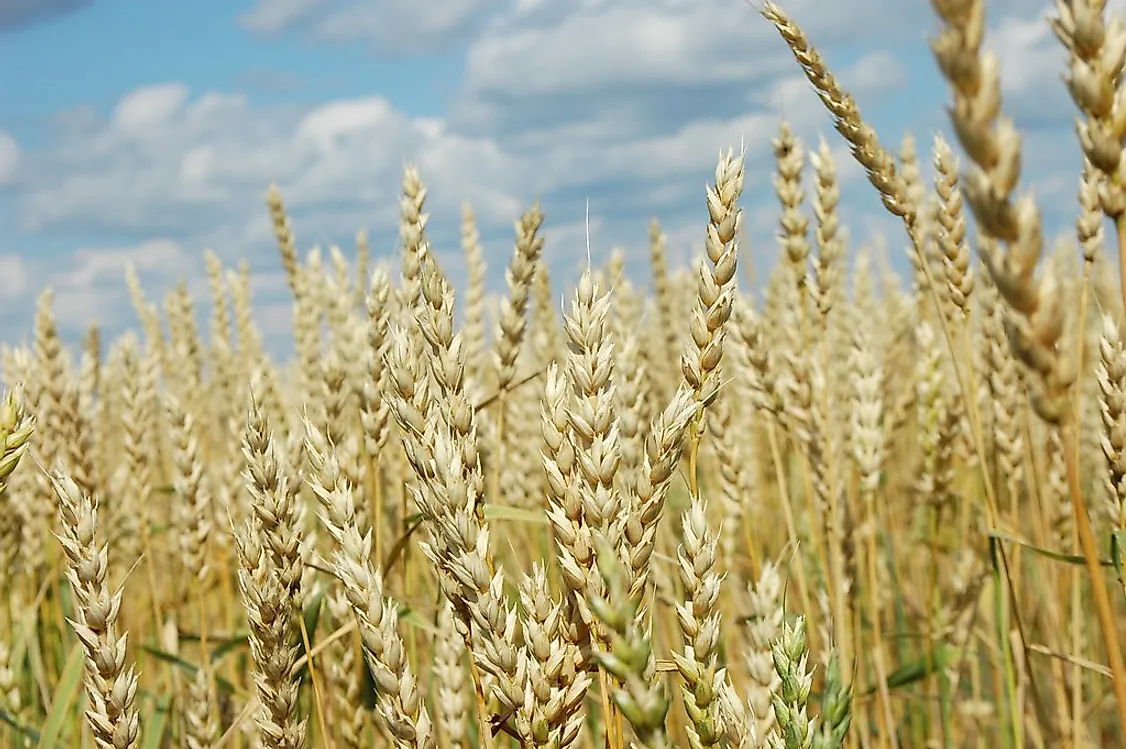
[0,0,1107,356]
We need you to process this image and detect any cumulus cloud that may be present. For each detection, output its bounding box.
[462,0,904,98]
[0,238,210,342]
[14,84,528,243]
[50,239,201,333]
[0,254,27,299]
[3,0,1112,352]
[112,83,191,133]
[0,0,90,32]
[58,238,190,289]
[10,39,903,277]
[239,0,503,55]
[0,132,18,185]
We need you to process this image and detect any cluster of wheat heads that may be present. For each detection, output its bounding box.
[5,0,1126,747]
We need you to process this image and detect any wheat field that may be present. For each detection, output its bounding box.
[4,1,1126,747]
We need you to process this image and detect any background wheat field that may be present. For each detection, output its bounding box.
[6,1,1126,748]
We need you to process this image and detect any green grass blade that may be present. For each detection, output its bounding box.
[140,694,172,749]
[36,642,84,749]
[988,529,1111,567]
[139,645,243,697]
[483,504,549,525]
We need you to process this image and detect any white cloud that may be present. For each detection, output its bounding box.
[49,239,198,330]
[0,254,28,299]
[315,0,502,49]
[0,239,204,339]
[0,132,18,185]
[16,0,928,237]
[3,0,1112,354]
[461,0,927,101]
[843,50,911,94]
[465,5,762,97]
[112,83,190,133]
[17,67,857,258]
[239,0,325,34]
[240,0,500,54]
[58,238,189,289]
[2,0,921,315]
[13,82,546,248]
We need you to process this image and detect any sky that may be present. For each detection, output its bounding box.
[0,0,1111,358]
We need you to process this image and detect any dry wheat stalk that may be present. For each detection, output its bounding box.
[50,471,142,749]
[305,420,437,749]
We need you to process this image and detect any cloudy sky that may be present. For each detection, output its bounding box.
[0,0,1104,357]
